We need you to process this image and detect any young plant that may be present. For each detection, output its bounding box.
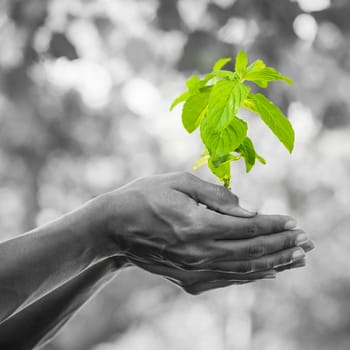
[170,50,295,188]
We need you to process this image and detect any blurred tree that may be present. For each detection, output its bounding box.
[177,30,232,72]
[322,100,350,129]
[49,32,79,60]
[1,0,350,349]
[156,0,183,32]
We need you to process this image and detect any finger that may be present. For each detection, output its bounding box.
[165,230,307,265]
[196,247,305,273]
[136,259,278,283]
[174,173,256,217]
[275,258,306,272]
[185,280,252,295]
[211,229,308,260]
[298,239,315,253]
[194,209,297,239]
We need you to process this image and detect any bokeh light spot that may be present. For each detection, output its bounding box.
[296,0,331,12]
[121,78,161,118]
[293,14,318,42]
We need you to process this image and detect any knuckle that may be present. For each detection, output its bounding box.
[246,224,258,236]
[284,233,297,249]
[246,244,265,258]
[284,249,296,264]
[265,259,275,270]
[284,251,294,265]
[182,215,204,237]
[255,258,273,271]
[171,171,193,184]
[276,255,287,267]
[183,171,196,182]
[237,261,253,273]
[215,185,228,201]
[254,236,264,247]
[275,215,287,230]
[230,193,239,204]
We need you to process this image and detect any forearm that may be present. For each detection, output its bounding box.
[0,257,126,350]
[0,194,118,322]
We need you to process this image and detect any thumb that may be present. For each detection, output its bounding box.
[175,173,257,218]
[229,202,257,217]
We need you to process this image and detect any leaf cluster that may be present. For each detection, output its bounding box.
[170,50,295,188]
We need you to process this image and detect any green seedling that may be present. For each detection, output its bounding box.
[170,50,295,188]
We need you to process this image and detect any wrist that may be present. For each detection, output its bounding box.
[105,255,131,272]
[87,256,130,277]
[98,189,133,257]
[68,193,122,262]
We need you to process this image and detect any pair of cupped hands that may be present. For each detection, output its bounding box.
[103,172,314,295]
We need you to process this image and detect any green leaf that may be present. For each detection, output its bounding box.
[253,80,269,88]
[200,80,249,160]
[193,148,209,170]
[170,76,210,111]
[231,83,250,114]
[235,137,266,172]
[246,59,266,74]
[211,70,236,79]
[182,89,211,133]
[170,52,295,188]
[212,57,232,71]
[186,75,201,93]
[208,79,249,124]
[250,93,295,153]
[245,67,293,86]
[201,70,236,86]
[170,91,190,110]
[211,153,241,168]
[236,137,256,172]
[245,59,293,86]
[243,97,257,113]
[200,73,215,86]
[194,150,240,189]
[201,116,248,162]
[208,157,231,188]
[235,50,248,78]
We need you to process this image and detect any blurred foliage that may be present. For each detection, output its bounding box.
[0,0,350,349]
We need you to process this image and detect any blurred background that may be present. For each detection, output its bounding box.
[0,0,350,349]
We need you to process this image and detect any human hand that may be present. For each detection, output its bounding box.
[131,236,314,295]
[130,252,311,295]
[102,172,313,292]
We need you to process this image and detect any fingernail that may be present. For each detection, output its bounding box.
[264,270,277,279]
[293,260,306,268]
[308,240,315,250]
[233,206,257,217]
[284,219,297,230]
[241,207,258,216]
[300,240,315,253]
[247,208,258,215]
[292,248,305,261]
[295,233,308,246]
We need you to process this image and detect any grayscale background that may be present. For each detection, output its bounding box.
[0,0,349,349]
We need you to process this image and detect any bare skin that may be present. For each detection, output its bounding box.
[0,172,314,347]
[105,173,312,283]
[0,257,312,350]
[0,257,126,350]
